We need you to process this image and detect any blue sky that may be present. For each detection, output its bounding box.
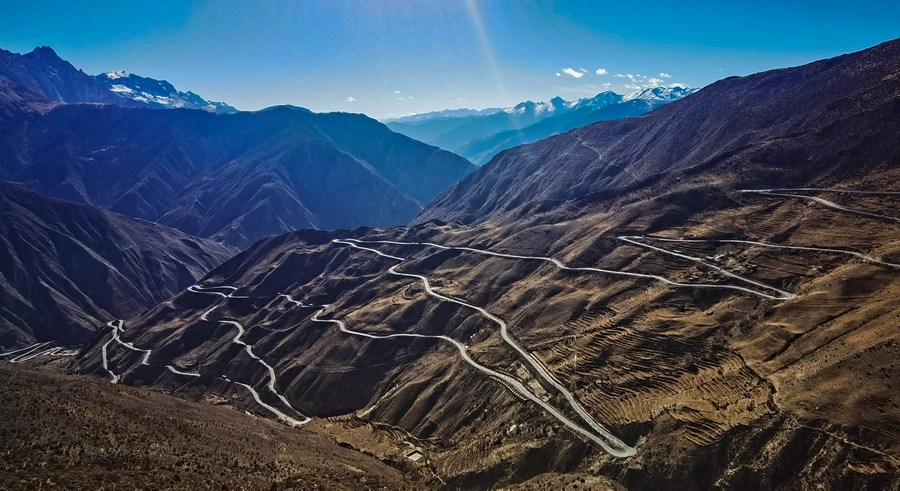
[1,0,899,118]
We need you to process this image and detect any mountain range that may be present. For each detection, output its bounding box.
[388,87,694,165]
[1,36,898,490]
[0,48,476,248]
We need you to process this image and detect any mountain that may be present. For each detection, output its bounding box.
[0,181,234,346]
[96,71,237,113]
[74,39,900,489]
[0,47,143,107]
[386,89,691,164]
[0,104,475,248]
[458,87,696,165]
[0,47,477,248]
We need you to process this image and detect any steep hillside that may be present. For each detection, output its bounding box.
[0,181,234,346]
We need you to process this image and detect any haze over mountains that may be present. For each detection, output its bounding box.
[1,33,899,490]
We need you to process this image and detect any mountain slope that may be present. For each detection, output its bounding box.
[0,365,414,489]
[96,71,237,113]
[0,181,235,346]
[0,101,476,248]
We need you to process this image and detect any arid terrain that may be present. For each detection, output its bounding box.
[0,364,418,489]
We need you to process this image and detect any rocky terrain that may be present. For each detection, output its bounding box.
[0,364,415,489]
[66,39,900,489]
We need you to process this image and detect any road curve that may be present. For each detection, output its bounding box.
[331,239,635,457]
[101,321,121,383]
[189,286,311,426]
[104,318,308,427]
[742,189,900,224]
[617,236,797,299]
[626,236,900,269]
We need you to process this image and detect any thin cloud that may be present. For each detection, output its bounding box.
[346,96,356,102]
[560,67,584,78]
[595,68,607,75]
[393,90,402,94]
[579,67,588,73]
[555,72,561,77]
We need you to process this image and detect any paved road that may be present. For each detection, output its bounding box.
[1,342,79,363]
[343,238,794,300]
[624,236,900,269]
[331,239,636,457]
[617,236,796,299]
[188,286,311,427]
[742,189,900,224]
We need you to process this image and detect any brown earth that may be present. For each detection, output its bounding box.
[0,364,420,489]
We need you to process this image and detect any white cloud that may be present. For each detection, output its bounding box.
[560,67,584,78]
[595,68,607,75]
[346,96,356,102]
[615,74,626,78]
[602,82,611,87]
[555,72,561,77]
[397,96,414,101]
[659,72,671,78]
[624,83,641,90]
[669,82,688,89]
[646,77,663,87]
[579,67,588,73]
[457,96,466,100]
[393,90,402,94]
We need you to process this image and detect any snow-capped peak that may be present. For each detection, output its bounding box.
[105,70,130,80]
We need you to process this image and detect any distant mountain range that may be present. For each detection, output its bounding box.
[0,46,477,248]
[387,87,695,165]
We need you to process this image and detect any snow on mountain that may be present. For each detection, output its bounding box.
[622,86,697,102]
[95,72,237,113]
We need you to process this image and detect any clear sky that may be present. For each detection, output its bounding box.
[1,0,899,118]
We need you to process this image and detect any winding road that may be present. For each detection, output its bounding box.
[331,239,635,457]
[1,342,79,363]
[742,189,900,224]
[341,238,794,300]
